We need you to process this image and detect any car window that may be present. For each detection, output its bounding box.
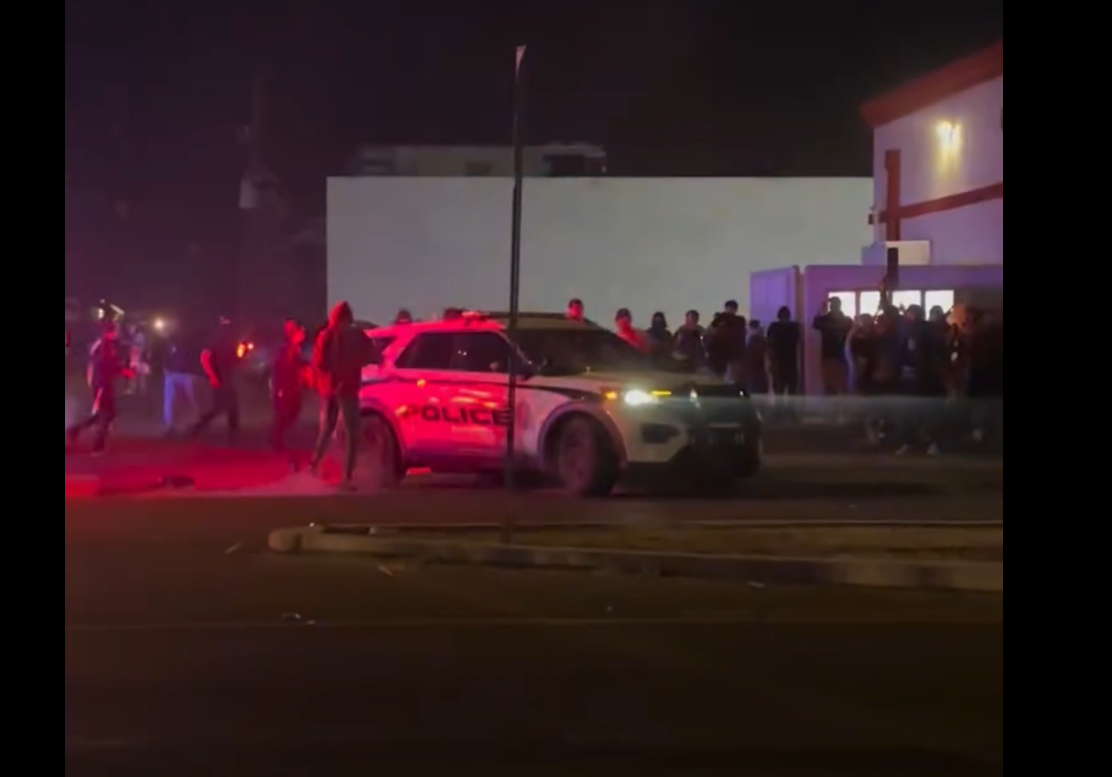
[395,333,455,370]
[367,335,395,365]
[451,332,510,373]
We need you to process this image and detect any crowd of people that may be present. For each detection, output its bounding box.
[566,295,1003,454]
[66,292,1002,474]
[66,301,374,489]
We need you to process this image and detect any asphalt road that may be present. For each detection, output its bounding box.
[66,543,1003,776]
[65,453,1002,550]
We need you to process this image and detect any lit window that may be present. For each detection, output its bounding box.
[859,291,882,316]
[890,290,922,312]
[924,290,955,315]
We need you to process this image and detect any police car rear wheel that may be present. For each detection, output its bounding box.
[362,413,404,488]
[552,415,618,497]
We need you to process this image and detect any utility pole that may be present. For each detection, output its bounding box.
[502,45,526,544]
[238,74,267,323]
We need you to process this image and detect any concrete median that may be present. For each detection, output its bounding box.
[267,523,1003,593]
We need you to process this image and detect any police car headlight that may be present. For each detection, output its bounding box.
[623,389,658,406]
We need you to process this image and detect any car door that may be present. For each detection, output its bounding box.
[446,331,512,460]
[389,332,457,460]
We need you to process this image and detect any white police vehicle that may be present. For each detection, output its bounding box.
[357,310,762,495]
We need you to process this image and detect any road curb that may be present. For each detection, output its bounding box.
[308,519,1003,533]
[267,526,1003,593]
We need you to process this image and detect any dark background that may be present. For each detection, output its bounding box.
[64,0,1003,313]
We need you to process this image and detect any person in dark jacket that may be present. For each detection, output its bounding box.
[895,305,947,454]
[766,306,801,399]
[270,319,308,459]
[67,327,133,453]
[188,317,242,441]
[309,301,375,488]
[707,300,746,381]
[744,320,770,395]
[646,312,672,362]
[672,310,707,371]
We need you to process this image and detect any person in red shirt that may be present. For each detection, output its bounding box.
[614,308,649,351]
[308,301,375,488]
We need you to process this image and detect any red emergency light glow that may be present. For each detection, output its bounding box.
[236,342,255,359]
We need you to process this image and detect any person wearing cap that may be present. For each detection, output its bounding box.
[614,308,649,351]
[67,326,133,453]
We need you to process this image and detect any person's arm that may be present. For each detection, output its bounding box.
[200,349,219,385]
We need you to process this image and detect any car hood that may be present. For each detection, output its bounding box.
[530,371,735,395]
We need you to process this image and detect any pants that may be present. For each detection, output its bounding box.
[68,386,117,452]
[771,363,799,396]
[820,358,849,395]
[310,394,361,481]
[270,392,303,454]
[190,383,240,438]
[725,359,746,386]
[163,372,200,430]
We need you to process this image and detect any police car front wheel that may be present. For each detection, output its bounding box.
[361,412,405,488]
[549,415,619,497]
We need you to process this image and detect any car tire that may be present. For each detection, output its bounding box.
[550,415,618,496]
[360,412,405,488]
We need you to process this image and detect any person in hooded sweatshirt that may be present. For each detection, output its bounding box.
[309,301,375,488]
[645,312,673,362]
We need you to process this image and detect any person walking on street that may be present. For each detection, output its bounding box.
[188,316,242,442]
[308,301,374,489]
[270,318,309,463]
[67,327,133,454]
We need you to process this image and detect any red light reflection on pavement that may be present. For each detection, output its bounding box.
[64,440,295,498]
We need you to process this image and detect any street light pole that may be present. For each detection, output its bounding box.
[502,45,526,543]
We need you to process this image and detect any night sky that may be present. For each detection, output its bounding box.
[64,0,1002,310]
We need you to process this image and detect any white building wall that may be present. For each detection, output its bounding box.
[327,177,872,328]
[872,77,1003,264]
[348,144,605,177]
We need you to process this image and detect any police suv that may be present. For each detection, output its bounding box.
[357,311,762,495]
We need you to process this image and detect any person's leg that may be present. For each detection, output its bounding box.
[310,396,340,470]
[90,389,117,453]
[162,373,180,431]
[339,395,361,483]
[225,388,240,439]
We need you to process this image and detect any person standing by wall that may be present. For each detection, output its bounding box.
[812,297,852,421]
[744,320,770,397]
[766,306,800,418]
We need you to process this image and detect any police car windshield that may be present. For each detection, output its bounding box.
[510,327,653,375]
